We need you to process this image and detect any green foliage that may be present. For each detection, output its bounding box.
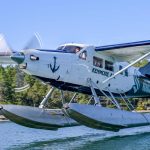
[0,66,91,108]
[0,65,48,106]
[0,66,16,103]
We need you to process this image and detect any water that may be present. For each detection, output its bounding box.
[1,122,150,150]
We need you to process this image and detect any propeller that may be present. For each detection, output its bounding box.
[0,33,43,92]
[11,32,43,64]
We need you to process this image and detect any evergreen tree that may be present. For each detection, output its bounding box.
[2,66,16,103]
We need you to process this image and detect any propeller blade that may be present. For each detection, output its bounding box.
[0,34,16,64]
[10,33,43,64]
[0,34,13,56]
[23,32,43,49]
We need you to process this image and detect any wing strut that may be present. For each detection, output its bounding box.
[102,51,150,84]
[87,78,101,106]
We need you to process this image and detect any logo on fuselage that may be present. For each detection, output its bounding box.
[132,70,141,93]
[48,56,60,73]
[92,68,112,77]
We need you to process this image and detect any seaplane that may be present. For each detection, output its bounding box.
[1,34,150,132]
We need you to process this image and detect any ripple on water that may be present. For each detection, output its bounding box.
[1,122,150,150]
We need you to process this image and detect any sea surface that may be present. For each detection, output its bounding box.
[1,121,150,150]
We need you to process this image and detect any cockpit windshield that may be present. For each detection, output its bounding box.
[57,45,82,53]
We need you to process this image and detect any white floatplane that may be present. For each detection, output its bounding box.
[1,34,150,131]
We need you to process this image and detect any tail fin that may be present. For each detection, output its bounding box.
[139,62,150,78]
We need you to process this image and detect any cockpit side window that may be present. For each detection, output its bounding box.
[79,50,87,60]
[57,46,81,53]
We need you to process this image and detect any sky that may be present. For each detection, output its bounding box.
[1,0,150,50]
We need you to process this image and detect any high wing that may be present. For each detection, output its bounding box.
[95,40,150,61]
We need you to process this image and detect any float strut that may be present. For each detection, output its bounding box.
[39,87,55,108]
[87,78,101,106]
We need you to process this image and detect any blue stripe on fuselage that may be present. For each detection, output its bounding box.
[36,49,73,53]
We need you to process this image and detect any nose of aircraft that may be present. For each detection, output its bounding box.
[10,53,25,64]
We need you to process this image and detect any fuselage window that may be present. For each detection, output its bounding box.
[105,60,114,71]
[119,65,123,75]
[119,65,128,76]
[125,69,128,77]
[79,50,87,60]
[93,56,103,68]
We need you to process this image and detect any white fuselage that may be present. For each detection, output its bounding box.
[20,44,139,95]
